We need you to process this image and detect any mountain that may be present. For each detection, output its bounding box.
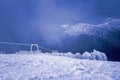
[60,18,120,61]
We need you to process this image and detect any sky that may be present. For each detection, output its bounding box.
[0,0,120,59]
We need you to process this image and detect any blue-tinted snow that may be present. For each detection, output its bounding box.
[62,18,120,47]
[0,53,119,80]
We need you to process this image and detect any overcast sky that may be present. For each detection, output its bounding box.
[0,0,120,45]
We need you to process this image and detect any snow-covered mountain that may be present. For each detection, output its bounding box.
[61,18,120,47]
[60,18,120,61]
[0,53,119,80]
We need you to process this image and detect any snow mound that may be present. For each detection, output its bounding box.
[82,50,108,61]
[51,50,107,61]
[0,53,119,80]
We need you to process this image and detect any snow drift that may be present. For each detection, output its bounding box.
[82,50,107,61]
[0,53,119,80]
[51,49,107,61]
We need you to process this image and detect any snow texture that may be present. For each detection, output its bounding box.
[0,53,119,80]
[82,50,108,61]
[61,18,120,47]
[51,50,107,61]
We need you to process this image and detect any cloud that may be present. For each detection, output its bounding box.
[30,0,80,45]
[1,0,120,45]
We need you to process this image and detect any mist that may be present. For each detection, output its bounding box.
[26,0,100,45]
[0,0,120,55]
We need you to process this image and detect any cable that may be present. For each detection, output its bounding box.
[38,46,53,52]
[0,41,54,52]
[0,42,30,46]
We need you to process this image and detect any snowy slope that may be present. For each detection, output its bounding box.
[0,53,119,80]
[61,18,120,47]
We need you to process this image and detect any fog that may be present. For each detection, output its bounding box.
[0,0,120,58]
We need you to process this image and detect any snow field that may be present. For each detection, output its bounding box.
[0,53,119,80]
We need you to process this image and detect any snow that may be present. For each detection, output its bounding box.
[51,50,107,61]
[82,50,107,61]
[61,18,120,47]
[0,53,119,80]
[62,18,120,37]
